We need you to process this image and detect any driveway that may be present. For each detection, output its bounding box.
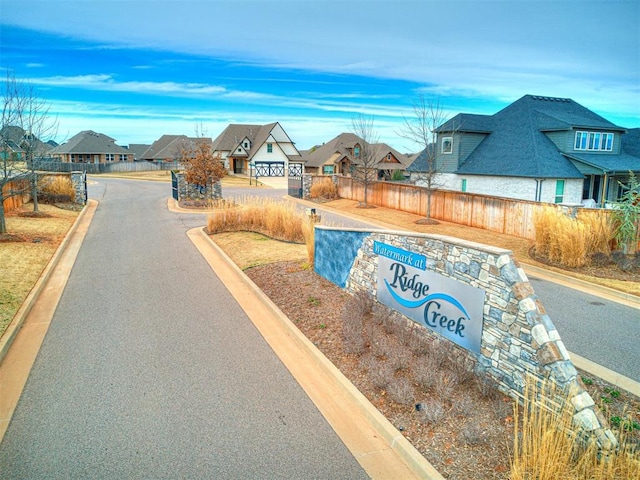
[0,179,368,479]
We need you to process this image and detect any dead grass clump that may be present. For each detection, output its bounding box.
[207,196,316,262]
[534,206,614,268]
[309,177,338,200]
[38,174,75,203]
[510,378,640,480]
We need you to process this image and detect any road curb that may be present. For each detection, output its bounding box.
[190,227,444,480]
[0,201,96,364]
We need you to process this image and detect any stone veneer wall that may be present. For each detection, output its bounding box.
[70,171,87,204]
[175,172,222,201]
[314,226,616,448]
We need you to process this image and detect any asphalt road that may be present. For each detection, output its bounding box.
[0,179,368,479]
[527,276,639,381]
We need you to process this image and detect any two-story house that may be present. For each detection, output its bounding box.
[415,95,639,206]
[302,132,410,178]
[211,122,303,178]
[50,130,132,164]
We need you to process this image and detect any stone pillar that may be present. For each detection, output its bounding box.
[302,173,312,199]
[70,171,87,205]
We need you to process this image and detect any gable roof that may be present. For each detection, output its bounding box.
[302,132,409,169]
[127,143,151,160]
[452,95,628,179]
[0,125,53,154]
[140,135,211,160]
[406,144,436,172]
[302,132,363,168]
[212,122,300,161]
[50,130,129,155]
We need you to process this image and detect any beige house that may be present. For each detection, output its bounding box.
[50,130,132,163]
[302,132,410,178]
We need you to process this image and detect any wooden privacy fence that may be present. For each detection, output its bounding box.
[326,176,569,241]
[2,179,30,213]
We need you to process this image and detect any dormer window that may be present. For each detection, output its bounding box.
[574,131,613,151]
[244,142,248,148]
[354,146,360,158]
[442,137,453,154]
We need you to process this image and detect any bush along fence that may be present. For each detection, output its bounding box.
[314,225,617,449]
[304,175,615,242]
[2,172,86,213]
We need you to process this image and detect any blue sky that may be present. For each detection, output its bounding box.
[1,0,638,152]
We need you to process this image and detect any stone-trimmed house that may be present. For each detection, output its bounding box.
[413,95,640,206]
[211,122,303,178]
[302,132,411,179]
[50,130,132,164]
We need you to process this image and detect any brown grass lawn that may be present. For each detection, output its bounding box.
[0,204,79,336]
[212,231,307,270]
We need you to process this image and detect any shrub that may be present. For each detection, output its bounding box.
[37,175,75,202]
[511,378,640,479]
[387,377,414,405]
[534,206,613,268]
[309,177,338,199]
[207,195,317,263]
[417,399,446,425]
[367,358,395,390]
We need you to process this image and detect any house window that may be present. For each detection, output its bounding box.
[237,148,242,152]
[574,131,613,151]
[119,154,127,161]
[244,142,248,148]
[354,146,360,158]
[267,143,273,153]
[461,179,467,192]
[555,180,565,203]
[105,153,114,162]
[442,137,453,154]
[387,153,391,160]
[323,165,335,175]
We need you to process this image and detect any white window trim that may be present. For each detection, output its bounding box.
[574,131,613,151]
[442,136,453,154]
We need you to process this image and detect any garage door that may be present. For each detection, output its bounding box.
[255,162,285,177]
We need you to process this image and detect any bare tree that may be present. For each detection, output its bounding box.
[1,71,27,234]
[19,82,58,212]
[1,71,58,233]
[180,126,227,204]
[351,114,380,208]
[398,94,448,223]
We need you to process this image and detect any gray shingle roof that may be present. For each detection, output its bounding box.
[1,125,52,154]
[50,130,129,155]
[212,122,299,161]
[453,95,628,178]
[406,144,435,172]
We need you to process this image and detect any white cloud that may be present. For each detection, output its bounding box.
[30,74,227,97]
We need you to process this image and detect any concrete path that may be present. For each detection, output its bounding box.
[0,179,371,479]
